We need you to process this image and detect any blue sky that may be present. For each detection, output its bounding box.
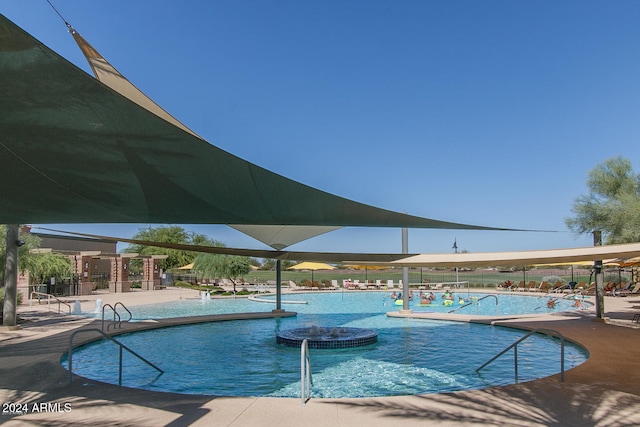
[4,1,640,255]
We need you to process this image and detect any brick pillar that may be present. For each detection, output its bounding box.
[108,256,131,293]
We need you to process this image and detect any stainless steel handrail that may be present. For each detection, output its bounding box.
[301,339,311,406]
[101,303,121,331]
[114,302,132,324]
[68,328,163,385]
[29,291,71,314]
[476,328,565,383]
[448,294,498,315]
[101,302,132,331]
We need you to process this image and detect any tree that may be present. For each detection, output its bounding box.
[0,225,41,283]
[122,226,224,270]
[566,157,640,244]
[24,252,72,286]
[192,253,251,293]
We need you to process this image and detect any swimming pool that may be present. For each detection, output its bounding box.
[65,292,589,398]
[98,290,587,320]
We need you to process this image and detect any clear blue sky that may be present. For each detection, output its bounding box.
[4,1,640,255]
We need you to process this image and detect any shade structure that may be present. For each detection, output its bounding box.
[177,263,194,270]
[388,243,640,268]
[0,15,522,236]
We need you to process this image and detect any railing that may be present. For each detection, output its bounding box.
[29,291,71,314]
[301,339,312,406]
[101,302,132,331]
[476,328,565,383]
[67,328,163,385]
[448,294,498,315]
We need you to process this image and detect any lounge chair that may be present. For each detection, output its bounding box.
[526,281,539,292]
[386,279,395,289]
[330,279,339,290]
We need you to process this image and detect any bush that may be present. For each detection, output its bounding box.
[0,288,23,317]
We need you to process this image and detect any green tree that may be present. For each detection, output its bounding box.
[0,225,41,283]
[24,252,72,285]
[566,157,640,244]
[122,226,223,270]
[192,253,251,293]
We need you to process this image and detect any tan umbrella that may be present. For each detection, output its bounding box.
[344,264,387,280]
[287,262,335,282]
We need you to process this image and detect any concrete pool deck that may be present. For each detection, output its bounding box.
[1,287,640,426]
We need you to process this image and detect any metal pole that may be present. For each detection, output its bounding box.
[275,259,282,311]
[593,231,605,319]
[3,224,20,327]
[401,228,411,313]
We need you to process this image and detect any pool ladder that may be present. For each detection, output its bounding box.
[102,302,132,331]
[67,328,164,385]
[476,328,565,383]
[301,339,312,405]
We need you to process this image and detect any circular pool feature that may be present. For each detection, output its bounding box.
[276,326,378,349]
[67,292,590,398]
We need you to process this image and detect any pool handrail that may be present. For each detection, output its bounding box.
[29,291,71,314]
[476,328,565,383]
[67,328,164,385]
[114,302,133,324]
[448,294,498,315]
[301,339,312,406]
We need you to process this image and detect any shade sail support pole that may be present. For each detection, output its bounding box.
[401,227,411,313]
[275,259,282,311]
[3,224,19,327]
[593,231,605,320]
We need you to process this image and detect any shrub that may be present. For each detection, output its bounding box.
[0,288,23,317]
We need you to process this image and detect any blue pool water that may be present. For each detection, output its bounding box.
[66,292,589,398]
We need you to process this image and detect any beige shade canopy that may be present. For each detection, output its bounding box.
[388,243,640,268]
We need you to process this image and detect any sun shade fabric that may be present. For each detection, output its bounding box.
[0,15,520,231]
[389,243,640,268]
[33,227,414,263]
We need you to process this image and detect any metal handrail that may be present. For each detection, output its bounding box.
[67,328,163,385]
[114,302,132,323]
[476,328,565,383]
[101,304,121,331]
[29,291,71,314]
[301,339,311,406]
[448,294,498,315]
[101,301,132,331]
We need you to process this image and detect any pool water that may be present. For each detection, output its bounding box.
[103,291,587,320]
[65,292,588,398]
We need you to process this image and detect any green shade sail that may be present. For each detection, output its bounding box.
[0,15,517,233]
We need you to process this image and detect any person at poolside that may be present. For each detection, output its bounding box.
[573,298,582,308]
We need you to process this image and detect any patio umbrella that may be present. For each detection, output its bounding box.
[287,262,335,282]
[344,264,387,281]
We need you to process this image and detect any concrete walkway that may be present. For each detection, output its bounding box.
[1,288,640,426]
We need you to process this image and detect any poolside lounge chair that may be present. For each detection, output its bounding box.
[288,280,304,291]
[386,279,395,289]
[330,279,339,290]
[526,281,539,292]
